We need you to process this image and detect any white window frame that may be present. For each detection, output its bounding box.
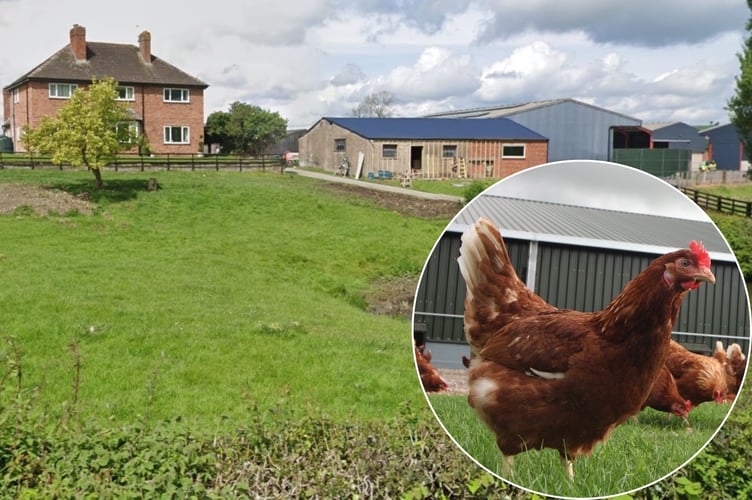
[442,145,457,158]
[382,144,397,158]
[164,126,190,144]
[163,88,189,103]
[116,122,139,143]
[12,88,19,103]
[502,144,526,159]
[49,83,78,99]
[116,86,135,101]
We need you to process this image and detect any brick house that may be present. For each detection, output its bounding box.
[2,24,208,155]
[299,117,548,179]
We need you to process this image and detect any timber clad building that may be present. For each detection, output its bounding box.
[2,24,208,155]
[298,117,548,179]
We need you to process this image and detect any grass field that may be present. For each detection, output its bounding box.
[0,169,448,429]
[428,394,732,498]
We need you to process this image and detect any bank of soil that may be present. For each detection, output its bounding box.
[0,183,94,216]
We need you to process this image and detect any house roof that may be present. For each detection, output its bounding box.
[449,194,733,262]
[320,117,548,141]
[4,41,207,90]
[424,98,641,123]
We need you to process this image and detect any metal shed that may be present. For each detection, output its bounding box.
[414,194,750,369]
[700,123,747,171]
[426,98,641,163]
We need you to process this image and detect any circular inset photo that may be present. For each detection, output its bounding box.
[412,160,750,499]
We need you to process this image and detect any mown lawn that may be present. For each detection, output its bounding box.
[0,169,447,428]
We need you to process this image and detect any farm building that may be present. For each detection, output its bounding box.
[297,117,548,179]
[643,122,708,170]
[414,174,749,369]
[428,98,692,177]
[426,98,640,163]
[701,123,748,171]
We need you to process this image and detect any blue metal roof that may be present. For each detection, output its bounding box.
[322,117,548,141]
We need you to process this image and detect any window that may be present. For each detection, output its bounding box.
[49,83,78,99]
[502,144,526,158]
[382,144,397,158]
[163,88,189,102]
[116,86,135,101]
[12,88,19,103]
[442,145,457,158]
[116,122,139,143]
[164,126,190,144]
[334,139,346,152]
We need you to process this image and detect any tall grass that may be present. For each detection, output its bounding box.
[428,394,731,498]
[0,169,447,429]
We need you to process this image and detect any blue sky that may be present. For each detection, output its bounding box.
[0,0,748,128]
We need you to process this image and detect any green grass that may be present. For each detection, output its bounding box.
[0,169,448,429]
[428,394,731,498]
[694,182,752,201]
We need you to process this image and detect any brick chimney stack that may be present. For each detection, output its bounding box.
[139,30,152,63]
[70,24,87,61]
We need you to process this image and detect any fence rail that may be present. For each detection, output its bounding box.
[0,152,287,172]
[679,187,752,218]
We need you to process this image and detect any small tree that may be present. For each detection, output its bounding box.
[352,91,394,118]
[206,102,287,156]
[22,77,136,188]
[728,0,752,157]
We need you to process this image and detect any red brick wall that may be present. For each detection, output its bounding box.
[496,141,548,177]
[6,81,204,155]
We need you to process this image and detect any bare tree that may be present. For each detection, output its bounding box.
[352,91,394,118]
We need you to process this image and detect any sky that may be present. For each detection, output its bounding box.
[0,0,749,129]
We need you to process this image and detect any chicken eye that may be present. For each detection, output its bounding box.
[679,259,690,268]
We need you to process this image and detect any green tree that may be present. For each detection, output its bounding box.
[352,91,394,118]
[728,0,752,158]
[22,78,136,188]
[207,102,287,156]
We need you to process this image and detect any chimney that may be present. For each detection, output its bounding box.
[70,24,87,61]
[139,30,152,63]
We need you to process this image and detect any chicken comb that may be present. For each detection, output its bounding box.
[690,240,711,268]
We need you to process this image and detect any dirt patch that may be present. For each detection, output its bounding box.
[0,183,95,216]
[437,368,469,396]
[323,182,462,219]
[365,275,418,318]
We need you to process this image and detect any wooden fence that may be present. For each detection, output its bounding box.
[0,152,287,172]
[679,187,752,218]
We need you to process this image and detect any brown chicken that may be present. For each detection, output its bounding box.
[713,341,747,399]
[415,343,448,392]
[643,365,691,420]
[458,217,715,478]
[666,340,728,407]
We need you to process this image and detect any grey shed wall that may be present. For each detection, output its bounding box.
[415,231,750,367]
[503,101,640,162]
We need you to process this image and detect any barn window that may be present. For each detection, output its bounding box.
[382,144,397,158]
[334,139,346,152]
[502,144,526,158]
[442,145,457,158]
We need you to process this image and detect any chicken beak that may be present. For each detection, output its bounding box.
[698,266,716,285]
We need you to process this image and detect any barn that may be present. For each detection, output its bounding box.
[297,117,548,179]
[426,98,640,163]
[643,122,708,171]
[701,123,748,171]
[414,185,750,369]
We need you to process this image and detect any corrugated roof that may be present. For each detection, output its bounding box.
[322,117,548,141]
[425,98,641,123]
[449,194,734,261]
[4,42,207,90]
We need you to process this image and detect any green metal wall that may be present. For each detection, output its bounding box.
[612,148,691,177]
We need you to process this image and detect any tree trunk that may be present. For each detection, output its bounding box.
[92,167,103,189]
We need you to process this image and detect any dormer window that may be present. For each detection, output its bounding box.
[49,83,78,99]
[164,88,189,103]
